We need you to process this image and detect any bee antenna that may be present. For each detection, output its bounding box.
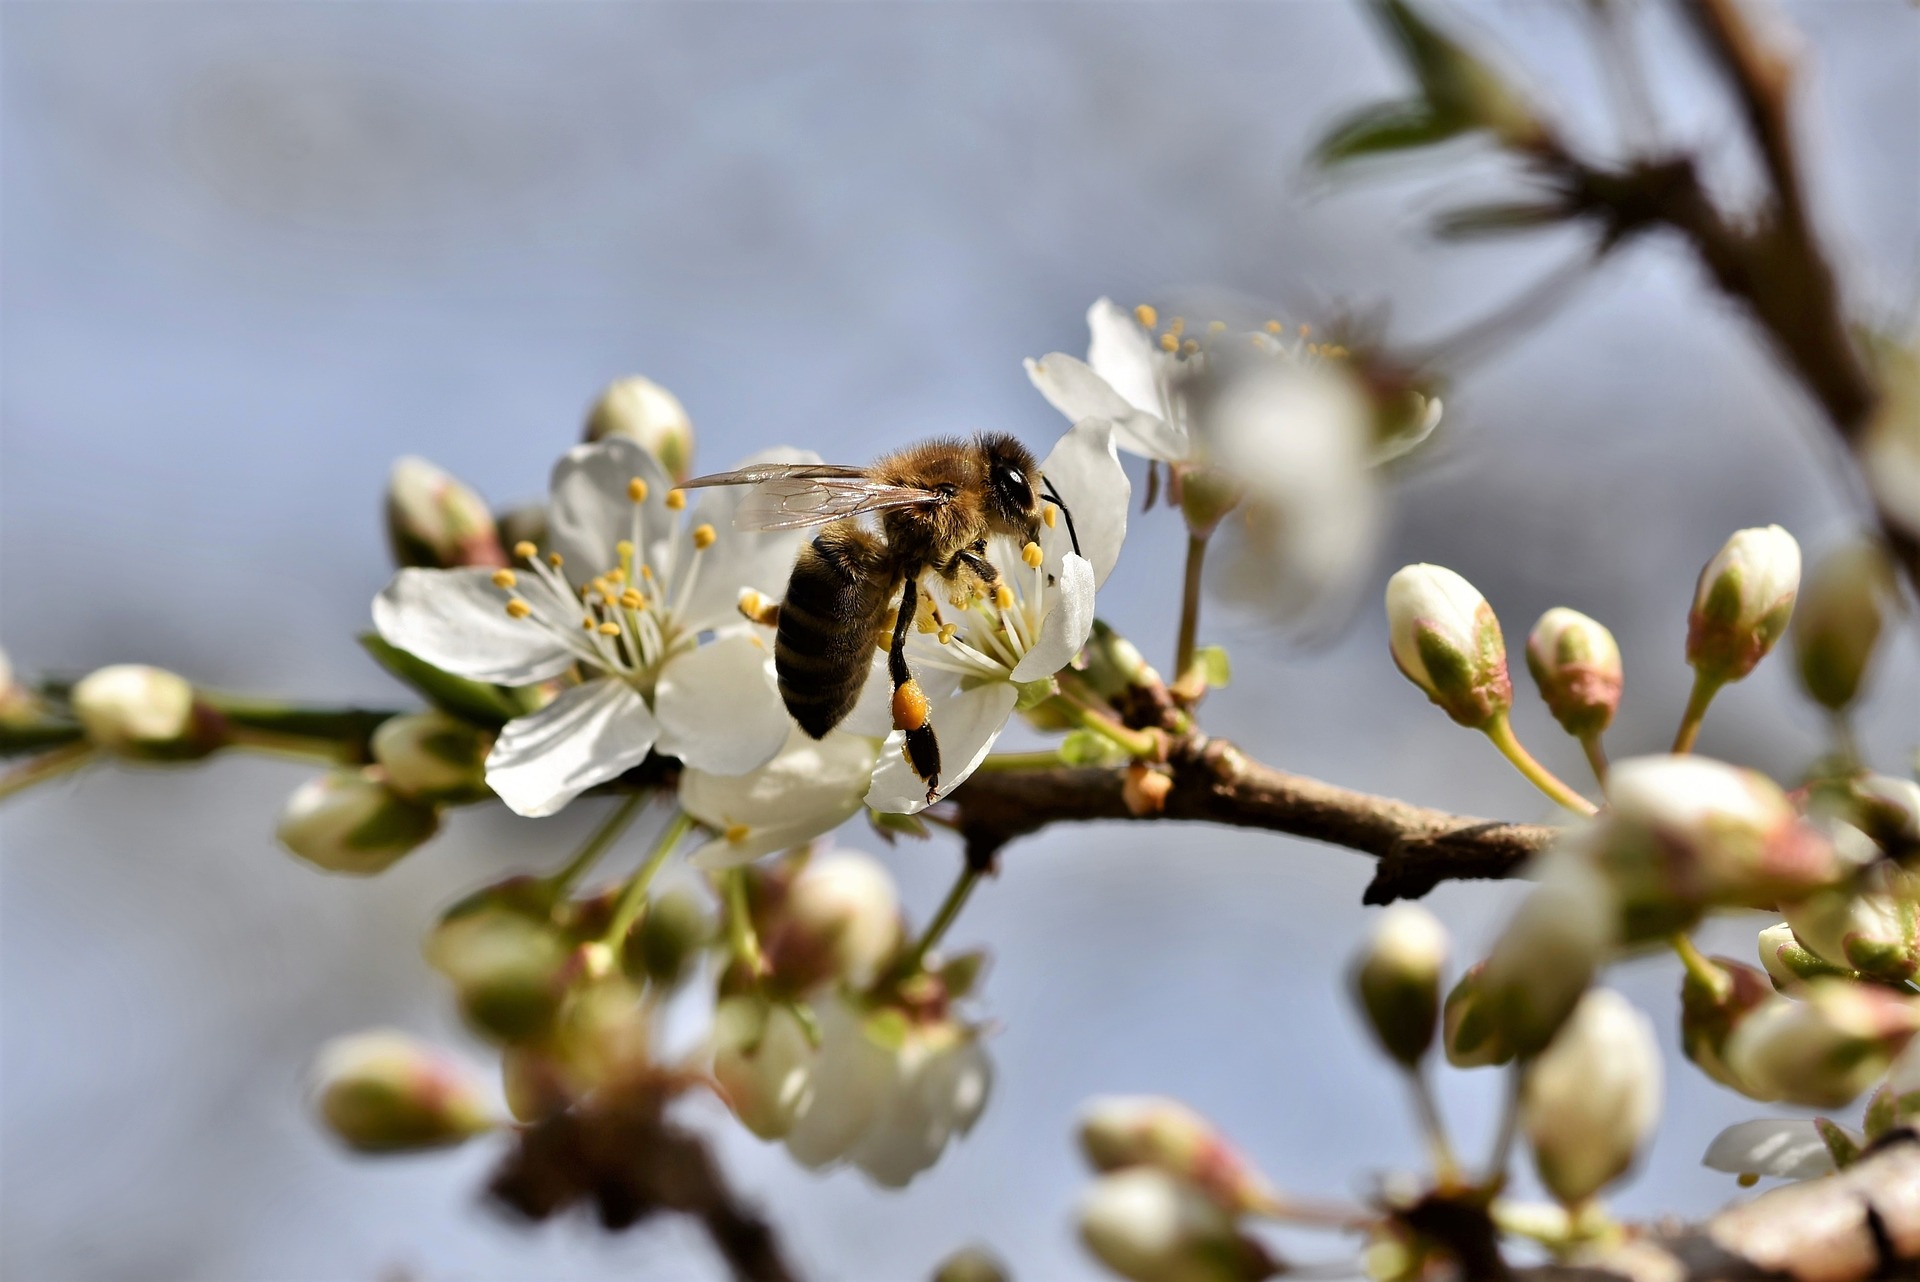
[1041,476,1082,558]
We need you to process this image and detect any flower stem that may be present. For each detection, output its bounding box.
[225,726,365,765]
[1578,733,1609,790]
[0,741,95,802]
[551,791,649,895]
[603,808,693,947]
[1481,715,1597,815]
[897,862,983,978]
[725,866,766,976]
[1174,532,1209,684]
[1671,671,1722,754]
[1407,1065,1462,1187]
[1671,931,1730,1002]
[1483,1062,1524,1188]
[1046,696,1161,760]
[973,750,1066,773]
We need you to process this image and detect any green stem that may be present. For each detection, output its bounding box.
[1408,1065,1461,1187]
[225,726,364,765]
[1483,1062,1524,1188]
[897,862,984,979]
[1671,931,1730,1002]
[602,808,693,947]
[1829,711,1861,767]
[0,741,96,802]
[725,867,766,976]
[1046,696,1160,760]
[1174,532,1209,682]
[1482,715,1598,815]
[549,792,650,895]
[1578,733,1609,791]
[972,750,1067,773]
[1671,671,1722,754]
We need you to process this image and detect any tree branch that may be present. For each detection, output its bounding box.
[950,734,1555,902]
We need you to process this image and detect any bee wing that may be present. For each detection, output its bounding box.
[733,476,943,532]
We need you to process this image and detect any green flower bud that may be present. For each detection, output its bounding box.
[310,1030,496,1153]
[554,974,651,1090]
[426,906,570,1043]
[584,376,695,481]
[1077,1168,1276,1282]
[631,883,715,990]
[501,1044,575,1124]
[1385,564,1511,730]
[1481,853,1615,1058]
[370,711,492,803]
[932,1246,1010,1282]
[1680,955,1776,1095]
[1757,920,1855,990]
[1177,465,1243,539]
[1725,981,1920,1109]
[1522,989,1661,1207]
[1352,903,1447,1068]
[1078,1096,1279,1216]
[276,769,440,875]
[1442,962,1514,1068]
[71,664,210,758]
[1081,620,1160,701]
[761,852,904,994]
[1525,608,1621,738]
[1792,541,1897,711]
[1687,525,1801,685]
[385,456,506,570]
[1782,867,1920,984]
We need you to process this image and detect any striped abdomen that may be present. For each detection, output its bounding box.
[776,524,897,738]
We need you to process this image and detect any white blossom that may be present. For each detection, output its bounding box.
[680,726,880,868]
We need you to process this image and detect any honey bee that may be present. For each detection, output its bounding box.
[682,434,1079,799]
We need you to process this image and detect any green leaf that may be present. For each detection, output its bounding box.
[938,950,989,999]
[867,807,931,843]
[1195,646,1232,689]
[1313,100,1461,167]
[1432,201,1572,239]
[0,720,85,759]
[1058,729,1127,767]
[1813,1117,1863,1169]
[1013,678,1057,713]
[359,633,525,729]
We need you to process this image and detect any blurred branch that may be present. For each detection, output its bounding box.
[950,734,1555,901]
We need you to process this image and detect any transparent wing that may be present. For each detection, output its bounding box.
[734,476,942,532]
[681,463,872,489]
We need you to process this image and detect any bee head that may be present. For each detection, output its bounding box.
[978,433,1042,542]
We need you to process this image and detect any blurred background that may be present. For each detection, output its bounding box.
[3,2,1916,1279]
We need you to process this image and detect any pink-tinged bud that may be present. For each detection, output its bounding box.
[1594,756,1838,936]
[385,456,506,569]
[554,975,652,1090]
[370,711,491,803]
[1792,541,1897,711]
[584,376,695,481]
[932,1246,1009,1282]
[1442,962,1514,1068]
[1480,853,1616,1057]
[1687,525,1801,685]
[1782,867,1920,984]
[310,1030,496,1153]
[1385,564,1511,730]
[1757,920,1854,989]
[1853,775,1920,864]
[761,853,904,993]
[1078,1096,1278,1215]
[1352,904,1448,1068]
[276,769,440,875]
[71,664,203,757]
[1681,956,1776,1095]
[426,906,569,1043]
[711,996,815,1140]
[1077,1168,1278,1282]
[1525,608,1621,739]
[1724,981,1920,1109]
[1522,989,1661,1206]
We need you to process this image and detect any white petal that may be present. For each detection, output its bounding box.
[372,567,576,685]
[683,727,880,867]
[485,679,659,817]
[837,652,900,740]
[654,634,790,775]
[1085,297,1165,420]
[1038,421,1130,587]
[784,1000,897,1169]
[1702,1118,1840,1180]
[848,1030,990,1188]
[865,682,1018,815]
[1010,554,1095,682]
[673,447,820,633]
[547,438,675,579]
[1025,355,1186,463]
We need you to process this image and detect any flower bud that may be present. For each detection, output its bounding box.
[1792,541,1896,711]
[1077,1168,1276,1282]
[933,1246,1009,1282]
[1178,465,1244,539]
[1782,867,1920,983]
[1680,956,1776,1095]
[711,996,816,1140]
[426,907,570,1043]
[583,376,695,481]
[553,974,651,1090]
[1078,1096,1279,1215]
[1525,608,1622,739]
[500,1045,576,1123]
[761,853,904,993]
[310,1030,496,1153]
[276,769,440,875]
[1724,981,1920,1108]
[385,456,506,569]
[631,883,714,990]
[1385,564,1511,730]
[1522,989,1661,1206]
[1480,853,1615,1057]
[71,664,201,756]
[1352,903,1447,1068]
[1686,525,1801,685]
[1081,621,1158,700]
[1442,962,1514,1068]
[1757,920,1854,989]
[1852,774,1920,864]
[370,711,491,803]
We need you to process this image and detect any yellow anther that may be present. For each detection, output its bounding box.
[1207,319,1226,334]
[937,623,958,644]
[665,488,686,510]
[1042,503,1058,528]
[692,523,717,550]
[505,599,532,619]
[1181,338,1199,356]
[1159,332,1178,353]
[608,567,627,584]
[640,564,655,581]
[1168,316,1185,336]
[620,588,644,609]
[627,477,649,503]
[491,569,518,589]
[1133,303,1158,329]
[1298,323,1311,337]
[597,622,621,637]
[994,584,1015,610]
[581,616,596,630]
[724,823,751,844]
[547,552,564,568]
[1265,319,1283,334]
[514,541,539,560]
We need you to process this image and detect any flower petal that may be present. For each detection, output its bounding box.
[1010,553,1095,682]
[654,633,790,775]
[1702,1118,1839,1181]
[1025,356,1187,463]
[485,679,658,817]
[373,567,577,685]
[672,447,821,634]
[848,1030,992,1188]
[865,681,1018,815]
[783,998,896,1169]
[683,727,880,867]
[1085,297,1164,421]
[1038,421,1130,587]
[547,438,675,581]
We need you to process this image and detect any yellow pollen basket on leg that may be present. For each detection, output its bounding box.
[1021,542,1044,569]
[892,679,930,732]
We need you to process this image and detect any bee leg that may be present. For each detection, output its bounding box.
[889,576,940,799]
